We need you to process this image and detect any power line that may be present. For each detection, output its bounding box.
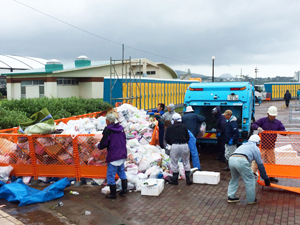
[13,0,187,64]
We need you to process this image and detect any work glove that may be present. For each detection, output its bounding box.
[264,178,271,187]
[216,133,221,137]
[95,142,100,148]
[229,138,233,146]
[258,127,264,133]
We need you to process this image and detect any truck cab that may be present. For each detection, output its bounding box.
[184,82,255,143]
[255,85,267,103]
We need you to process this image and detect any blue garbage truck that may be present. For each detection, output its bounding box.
[183,82,255,144]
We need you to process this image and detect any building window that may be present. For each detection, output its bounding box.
[39,86,44,98]
[57,78,79,85]
[147,71,156,75]
[135,71,156,75]
[20,80,44,98]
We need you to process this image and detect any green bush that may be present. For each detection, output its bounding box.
[0,97,111,129]
[0,108,29,130]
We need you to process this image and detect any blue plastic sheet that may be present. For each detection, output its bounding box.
[0,177,70,206]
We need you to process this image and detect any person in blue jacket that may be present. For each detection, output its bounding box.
[147,103,165,116]
[148,103,165,148]
[187,130,201,171]
[182,106,205,138]
[228,134,270,205]
[223,110,239,171]
[212,106,226,161]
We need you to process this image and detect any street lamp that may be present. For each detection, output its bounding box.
[212,56,215,82]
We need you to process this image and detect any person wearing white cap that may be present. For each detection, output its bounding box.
[250,106,285,183]
[165,113,192,185]
[182,106,205,138]
[228,134,270,205]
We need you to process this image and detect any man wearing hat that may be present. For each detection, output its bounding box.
[228,134,270,205]
[165,113,192,185]
[251,106,285,183]
[223,109,239,171]
[182,106,206,138]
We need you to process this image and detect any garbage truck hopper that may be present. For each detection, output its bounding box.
[183,82,255,144]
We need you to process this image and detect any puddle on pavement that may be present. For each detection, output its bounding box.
[10,209,66,225]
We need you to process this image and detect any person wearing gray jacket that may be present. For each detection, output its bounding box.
[161,103,176,121]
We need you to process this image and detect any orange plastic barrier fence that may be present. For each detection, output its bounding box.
[0,110,111,181]
[0,133,107,180]
[258,131,300,193]
[54,111,109,125]
[115,102,132,108]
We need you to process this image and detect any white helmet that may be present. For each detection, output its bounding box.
[249,134,260,143]
[267,106,278,116]
[172,113,182,123]
[185,106,194,113]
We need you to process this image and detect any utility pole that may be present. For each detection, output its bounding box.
[255,67,259,85]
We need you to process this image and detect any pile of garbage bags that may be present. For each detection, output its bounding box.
[0,104,179,191]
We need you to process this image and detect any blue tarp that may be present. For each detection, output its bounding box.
[0,178,70,206]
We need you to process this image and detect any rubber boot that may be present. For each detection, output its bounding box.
[185,171,193,185]
[169,172,179,185]
[106,184,117,199]
[119,179,127,195]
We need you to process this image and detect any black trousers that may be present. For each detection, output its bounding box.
[285,100,290,107]
[217,136,225,159]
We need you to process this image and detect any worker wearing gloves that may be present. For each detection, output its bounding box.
[251,106,285,183]
[223,110,239,171]
[228,134,271,205]
[212,106,226,161]
[98,114,128,199]
[165,113,192,185]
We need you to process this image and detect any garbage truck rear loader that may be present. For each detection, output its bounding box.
[183,82,255,144]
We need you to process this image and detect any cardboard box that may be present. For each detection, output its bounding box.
[193,171,220,185]
[141,179,164,196]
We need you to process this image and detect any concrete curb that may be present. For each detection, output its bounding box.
[0,210,24,225]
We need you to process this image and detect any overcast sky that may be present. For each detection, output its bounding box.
[1,0,300,78]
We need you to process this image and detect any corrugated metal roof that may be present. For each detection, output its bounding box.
[0,55,47,70]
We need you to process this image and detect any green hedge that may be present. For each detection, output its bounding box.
[0,97,111,129]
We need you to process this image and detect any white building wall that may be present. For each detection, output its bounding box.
[79,82,103,99]
[45,82,58,98]
[79,82,92,99]
[57,86,80,98]
[26,86,39,98]
[294,71,300,82]
[11,83,21,100]
[7,83,12,100]
[91,82,103,98]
